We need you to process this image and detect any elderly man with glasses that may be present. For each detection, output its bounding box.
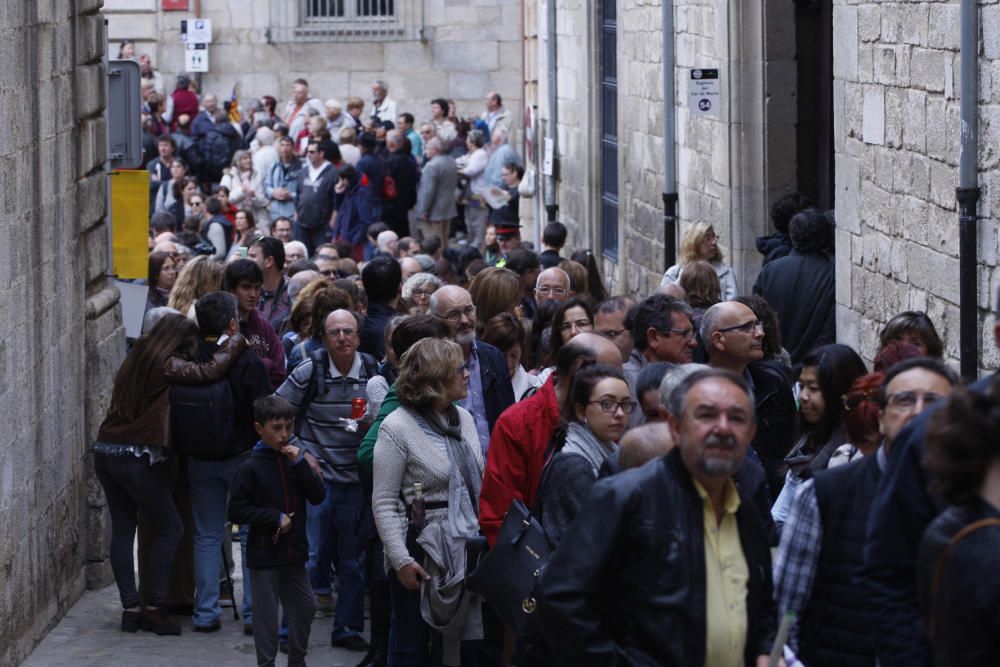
[701,300,797,499]
[275,308,380,653]
[430,285,514,457]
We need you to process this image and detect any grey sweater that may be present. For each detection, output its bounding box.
[372,405,483,572]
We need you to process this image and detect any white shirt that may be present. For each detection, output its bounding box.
[306,160,330,185]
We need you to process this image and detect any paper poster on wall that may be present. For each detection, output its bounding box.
[110,169,150,279]
[689,69,720,118]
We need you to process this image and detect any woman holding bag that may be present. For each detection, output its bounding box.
[373,338,484,666]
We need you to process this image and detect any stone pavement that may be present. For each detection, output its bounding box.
[22,564,368,667]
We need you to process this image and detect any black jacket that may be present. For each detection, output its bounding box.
[918,498,1000,667]
[536,448,777,666]
[295,163,339,229]
[195,339,273,457]
[755,232,793,266]
[747,359,797,498]
[753,250,835,364]
[385,149,418,212]
[359,301,398,361]
[228,444,326,569]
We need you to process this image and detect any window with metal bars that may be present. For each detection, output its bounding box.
[305,0,395,18]
[599,0,619,259]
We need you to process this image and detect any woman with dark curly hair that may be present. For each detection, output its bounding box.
[919,376,1000,667]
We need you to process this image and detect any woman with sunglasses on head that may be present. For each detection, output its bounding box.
[536,364,632,549]
[772,344,868,526]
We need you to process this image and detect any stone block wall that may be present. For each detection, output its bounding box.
[833,0,998,371]
[0,1,123,664]
[103,0,523,140]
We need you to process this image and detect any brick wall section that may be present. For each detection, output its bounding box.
[834,0,998,371]
[0,0,122,663]
[103,0,523,138]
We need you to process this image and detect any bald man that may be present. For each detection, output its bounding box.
[656,282,686,301]
[535,267,573,310]
[479,332,622,545]
[702,300,797,498]
[619,422,675,471]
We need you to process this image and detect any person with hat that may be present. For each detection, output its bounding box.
[491,223,522,268]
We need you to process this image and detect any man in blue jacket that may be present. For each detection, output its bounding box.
[431,285,515,457]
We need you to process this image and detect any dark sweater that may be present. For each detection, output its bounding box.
[228,442,326,569]
[536,451,598,549]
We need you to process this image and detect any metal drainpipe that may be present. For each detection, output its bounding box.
[662,0,678,270]
[957,0,980,380]
[545,0,559,223]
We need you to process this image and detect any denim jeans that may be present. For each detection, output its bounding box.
[95,452,183,609]
[306,480,365,640]
[188,455,252,626]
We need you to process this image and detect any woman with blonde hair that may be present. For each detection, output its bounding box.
[220,149,270,232]
[373,337,483,663]
[559,259,589,298]
[167,255,224,319]
[469,266,521,335]
[661,221,739,300]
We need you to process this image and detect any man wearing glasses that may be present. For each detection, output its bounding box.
[701,301,797,496]
[624,294,698,426]
[275,308,379,653]
[774,358,958,666]
[534,267,574,309]
[595,296,637,363]
[431,285,514,456]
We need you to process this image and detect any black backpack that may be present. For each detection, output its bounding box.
[200,129,235,181]
[170,379,237,460]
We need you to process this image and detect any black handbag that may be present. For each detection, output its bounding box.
[465,499,552,636]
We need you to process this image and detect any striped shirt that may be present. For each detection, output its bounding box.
[276,351,369,484]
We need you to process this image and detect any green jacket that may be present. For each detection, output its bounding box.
[357,384,400,474]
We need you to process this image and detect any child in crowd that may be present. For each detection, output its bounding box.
[229,395,325,667]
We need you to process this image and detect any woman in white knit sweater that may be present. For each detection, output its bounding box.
[373,338,484,665]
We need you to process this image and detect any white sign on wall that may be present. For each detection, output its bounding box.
[689,69,720,118]
[180,18,213,43]
[185,43,209,72]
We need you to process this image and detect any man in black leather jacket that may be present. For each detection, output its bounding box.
[536,368,778,666]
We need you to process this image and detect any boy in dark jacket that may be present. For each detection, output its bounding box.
[229,395,325,667]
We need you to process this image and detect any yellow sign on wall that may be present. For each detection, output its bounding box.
[110,169,150,279]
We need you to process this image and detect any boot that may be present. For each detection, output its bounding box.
[139,607,182,635]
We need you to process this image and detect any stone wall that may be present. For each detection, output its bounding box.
[103,0,523,139]
[0,1,122,664]
[833,0,998,371]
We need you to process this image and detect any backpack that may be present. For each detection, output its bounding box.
[170,378,237,460]
[200,129,235,180]
[295,348,379,432]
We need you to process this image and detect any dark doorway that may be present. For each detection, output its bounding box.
[796,0,834,209]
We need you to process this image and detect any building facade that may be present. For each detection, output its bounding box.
[531,0,998,373]
[0,1,123,664]
[104,0,524,146]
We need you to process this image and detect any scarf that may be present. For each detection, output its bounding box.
[562,421,618,476]
[415,405,481,539]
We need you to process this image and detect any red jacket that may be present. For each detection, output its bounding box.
[478,376,561,546]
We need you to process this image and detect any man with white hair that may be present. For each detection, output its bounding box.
[284,241,307,266]
[370,81,397,124]
[484,126,522,188]
[480,91,512,137]
[192,93,218,142]
[324,99,349,137]
[251,126,279,177]
[534,267,573,310]
[375,230,398,257]
[283,78,324,140]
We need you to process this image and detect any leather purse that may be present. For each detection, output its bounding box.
[465,499,552,636]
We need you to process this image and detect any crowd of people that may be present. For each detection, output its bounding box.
[98,47,1000,667]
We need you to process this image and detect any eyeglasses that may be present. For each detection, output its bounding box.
[324,327,356,338]
[320,269,338,278]
[438,304,477,322]
[842,389,880,412]
[536,286,567,296]
[316,253,338,261]
[886,391,943,413]
[190,200,204,206]
[599,328,627,339]
[412,289,435,298]
[588,399,638,415]
[656,326,696,340]
[717,319,763,335]
[558,319,594,333]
